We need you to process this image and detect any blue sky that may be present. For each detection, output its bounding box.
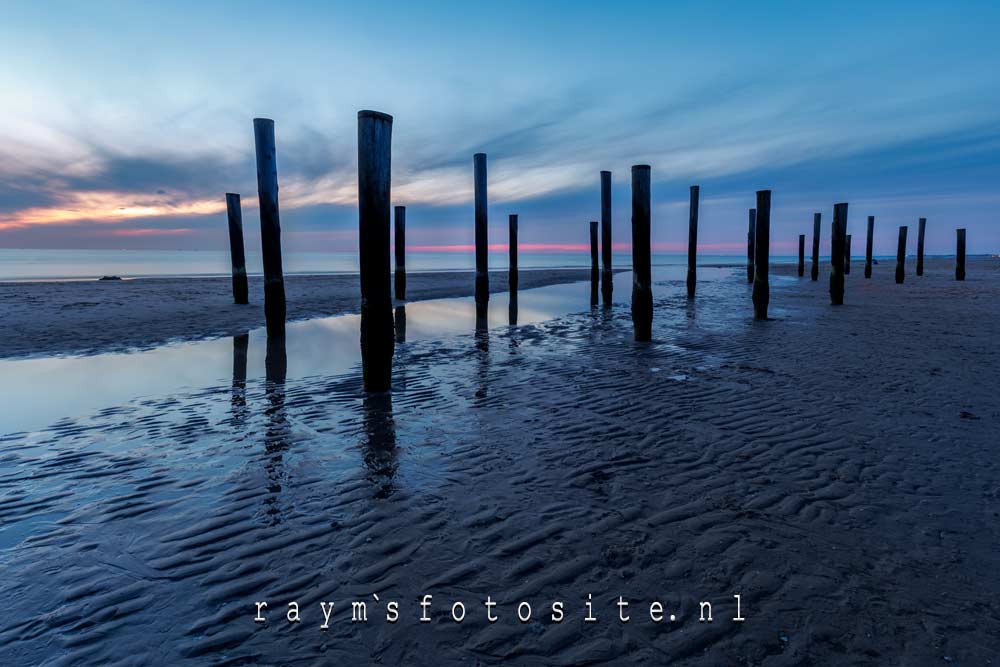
[1,0,998,254]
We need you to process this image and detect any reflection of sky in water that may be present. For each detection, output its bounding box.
[0,266,734,435]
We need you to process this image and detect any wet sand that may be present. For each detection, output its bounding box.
[0,268,600,358]
[0,257,998,665]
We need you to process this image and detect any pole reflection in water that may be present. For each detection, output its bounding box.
[264,335,288,455]
[361,392,398,499]
[231,333,249,423]
[394,305,406,343]
[508,294,518,327]
[474,316,490,402]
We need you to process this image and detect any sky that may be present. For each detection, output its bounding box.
[1,0,999,255]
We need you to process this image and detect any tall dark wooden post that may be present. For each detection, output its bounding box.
[916,217,926,276]
[956,229,966,281]
[508,214,518,294]
[797,234,805,277]
[895,226,908,284]
[752,190,771,320]
[747,208,756,284]
[864,216,874,279]
[845,234,852,274]
[631,165,652,341]
[474,153,489,316]
[811,212,821,282]
[225,193,249,305]
[600,170,613,304]
[358,110,394,393]
[686,185,699,299]
[830,203,847,305]
[253,118,286,337]
[394,205,406,300]
[589,220,599,306]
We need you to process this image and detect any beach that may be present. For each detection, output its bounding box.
[0,256,998,665]
[0,268,598,358]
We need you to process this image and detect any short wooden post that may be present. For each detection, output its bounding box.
[474,153,489,316]
[747,208,756,283]
[864,215,874,278]
[509,214,518,293]
[600,170,613,304]
[956,228,966,281]
[830,203,847,305]
[358,110,395,393]
[797,234,805,277]
[895,225,908,284]
[810,212,821,281]
[845,234,852,274]
[916,217,926,276]
[686,185,699,299]
[752,190,771,320]
[225,193,249,305]
[394,205,406,300]
[631,165,652,341]
[253,118,286,336]
[589,220,599,306]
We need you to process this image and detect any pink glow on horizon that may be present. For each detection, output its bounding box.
[407,241,768,253]
[106,227,195,237]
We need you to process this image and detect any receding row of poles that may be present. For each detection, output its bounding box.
[224,113,972,392]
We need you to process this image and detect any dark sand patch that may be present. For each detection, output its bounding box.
[0,258,997,664]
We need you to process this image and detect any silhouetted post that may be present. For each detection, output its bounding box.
[358,110,395,393]
[916,217,926,276]
[474,153,489,316]
[631,165,652,341]
[752,190,771,320]
[845,234,852,274]
[394,206,406,300]
[225,193,249,305]
[864,216,874,279]
[811,212,821,281]
[797,234,805,277]
[600,170,613,304]
[253,118,286,336]
[686,185,699,299]
[895,226,908,284]
[830,203,847,305]
[747,208,756,283]
[589,220,599,306]
[509,214,518,293]
[956,228,966,281]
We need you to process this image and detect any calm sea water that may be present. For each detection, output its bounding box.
[0,249,791,282]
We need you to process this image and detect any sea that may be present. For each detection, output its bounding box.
[0,248,795,282]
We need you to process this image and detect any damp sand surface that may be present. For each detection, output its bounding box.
[0,258,998,665]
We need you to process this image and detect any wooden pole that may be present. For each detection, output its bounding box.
[797,234,805,277]
[845,234,852,275]
[253,118,286,336]
[590,220,599,306]
[474,153,489,316]
[358,110,395,393]
[747,208,756,284]
[752,190,771,320]
[811,212,821,281]
[864,215,874,279]
[225,193,249,305]
[830,203,847,305]
[394,206,406,301]
[631,165,652,341]
[895,225,908,284]
[916,217,926,276]
[686,185,699,299]
[509,214,518,294]
[600,170,613,304]
[956,228,966,281]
